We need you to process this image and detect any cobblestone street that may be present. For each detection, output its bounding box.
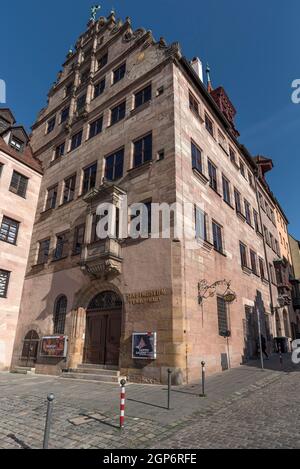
[0,356,299,449]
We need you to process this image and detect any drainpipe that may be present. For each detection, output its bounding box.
[254,171,276,338]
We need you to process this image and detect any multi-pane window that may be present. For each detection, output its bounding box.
[54,232,69,260]
[191,141,202,173]
[60,106,69,123]
[208,160,218,191]
[217,296,229,336]
[10,136,24,152]
[94,78,106,98]
[105,148,124,181]
[229,147,236,164]
[222,176,231,204]
[240,242,248,268]
[89,116,103,139]
[133,133,152,167]
[130,201,152,237]
[250,250,258,275]
[113,63,126,84]
[111,101,126,125]
[270,233,274,251]
[240,161,245,178]
[53,295,67,335]
[82,163,97,195]
[189,92,200,116]
[76,94,86,112]
[63,175,76,204]
[70,130,83,151]
[212,221,223,253]
[269,263,276,284]
[98,52,108,69]
[253,210,260,232]
[0,269,10,298]
[9,171,28,198]
[218,131,227,151]
[205,113,214,136]
[73,224,85,255]
[45,185,58,210]
[244,200,252,225]
[195,206,207,241]
[234,189,242,213]
[37,239,50,265]
[47,116,56,134]
[55,142,65,159]
[248,171,254,188]
[263,226,270,246]
[259,193,265,211]
[0,216,19,245]
[259,258,266,280]
[135,84,152,109]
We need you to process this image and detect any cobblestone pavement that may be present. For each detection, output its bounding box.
[153,369,300,449]
[0,355,298,449]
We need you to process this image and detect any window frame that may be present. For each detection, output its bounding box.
[9,170,28,198]
[0,216,20,245]
[113,62,126,84]
[212,220,223,253]
[133,133,153,168]
[0,269,10,298]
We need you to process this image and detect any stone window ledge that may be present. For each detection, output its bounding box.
[130,100,151,117]
[242,265,252,275]
[192,168,209,185]
[127,160,152,178]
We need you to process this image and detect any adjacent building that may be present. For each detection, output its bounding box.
[11,11,299,383]
[0,108,43,370]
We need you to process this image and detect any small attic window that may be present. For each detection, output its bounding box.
[10,135,24,152]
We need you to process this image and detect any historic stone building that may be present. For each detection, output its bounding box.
[0,108,43,370]
[11,10,295,383]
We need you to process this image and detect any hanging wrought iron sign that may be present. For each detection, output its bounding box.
[198,279,236,305]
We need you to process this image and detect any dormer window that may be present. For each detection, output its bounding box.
[10,135,24,152]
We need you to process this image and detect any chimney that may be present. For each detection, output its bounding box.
[191,57,203,82]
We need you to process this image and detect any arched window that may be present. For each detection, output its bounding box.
[87,291,122,311]
[53,295,67,334]
[21,330,39,361]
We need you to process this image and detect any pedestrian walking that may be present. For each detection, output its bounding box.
[260,334,269,360]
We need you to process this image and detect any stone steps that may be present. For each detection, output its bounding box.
[69,367,120,376]
[61,364,126,384]
[61,372,121,383]
[10,367,36,375]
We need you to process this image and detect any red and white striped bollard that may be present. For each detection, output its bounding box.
[120,379,126,429]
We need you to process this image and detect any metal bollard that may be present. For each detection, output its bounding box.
[279,344,283,368]
[120,379,126,430]
[200,361,206,397]
[167,369,172,410]
[43,393,55,449]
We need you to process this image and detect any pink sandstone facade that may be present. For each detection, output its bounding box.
[11,12,300,383]
[0,109,42,370]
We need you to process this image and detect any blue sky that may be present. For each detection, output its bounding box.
[1,0,299,237]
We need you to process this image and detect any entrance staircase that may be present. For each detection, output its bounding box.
[10,366,36,375]
[61,364,125,384]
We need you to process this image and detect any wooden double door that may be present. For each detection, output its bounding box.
[83,310,121,366]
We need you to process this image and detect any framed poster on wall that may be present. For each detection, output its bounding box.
[40,336,68,358]
[132,332,157,359]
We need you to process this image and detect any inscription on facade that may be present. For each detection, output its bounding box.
[126,289,168,305]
